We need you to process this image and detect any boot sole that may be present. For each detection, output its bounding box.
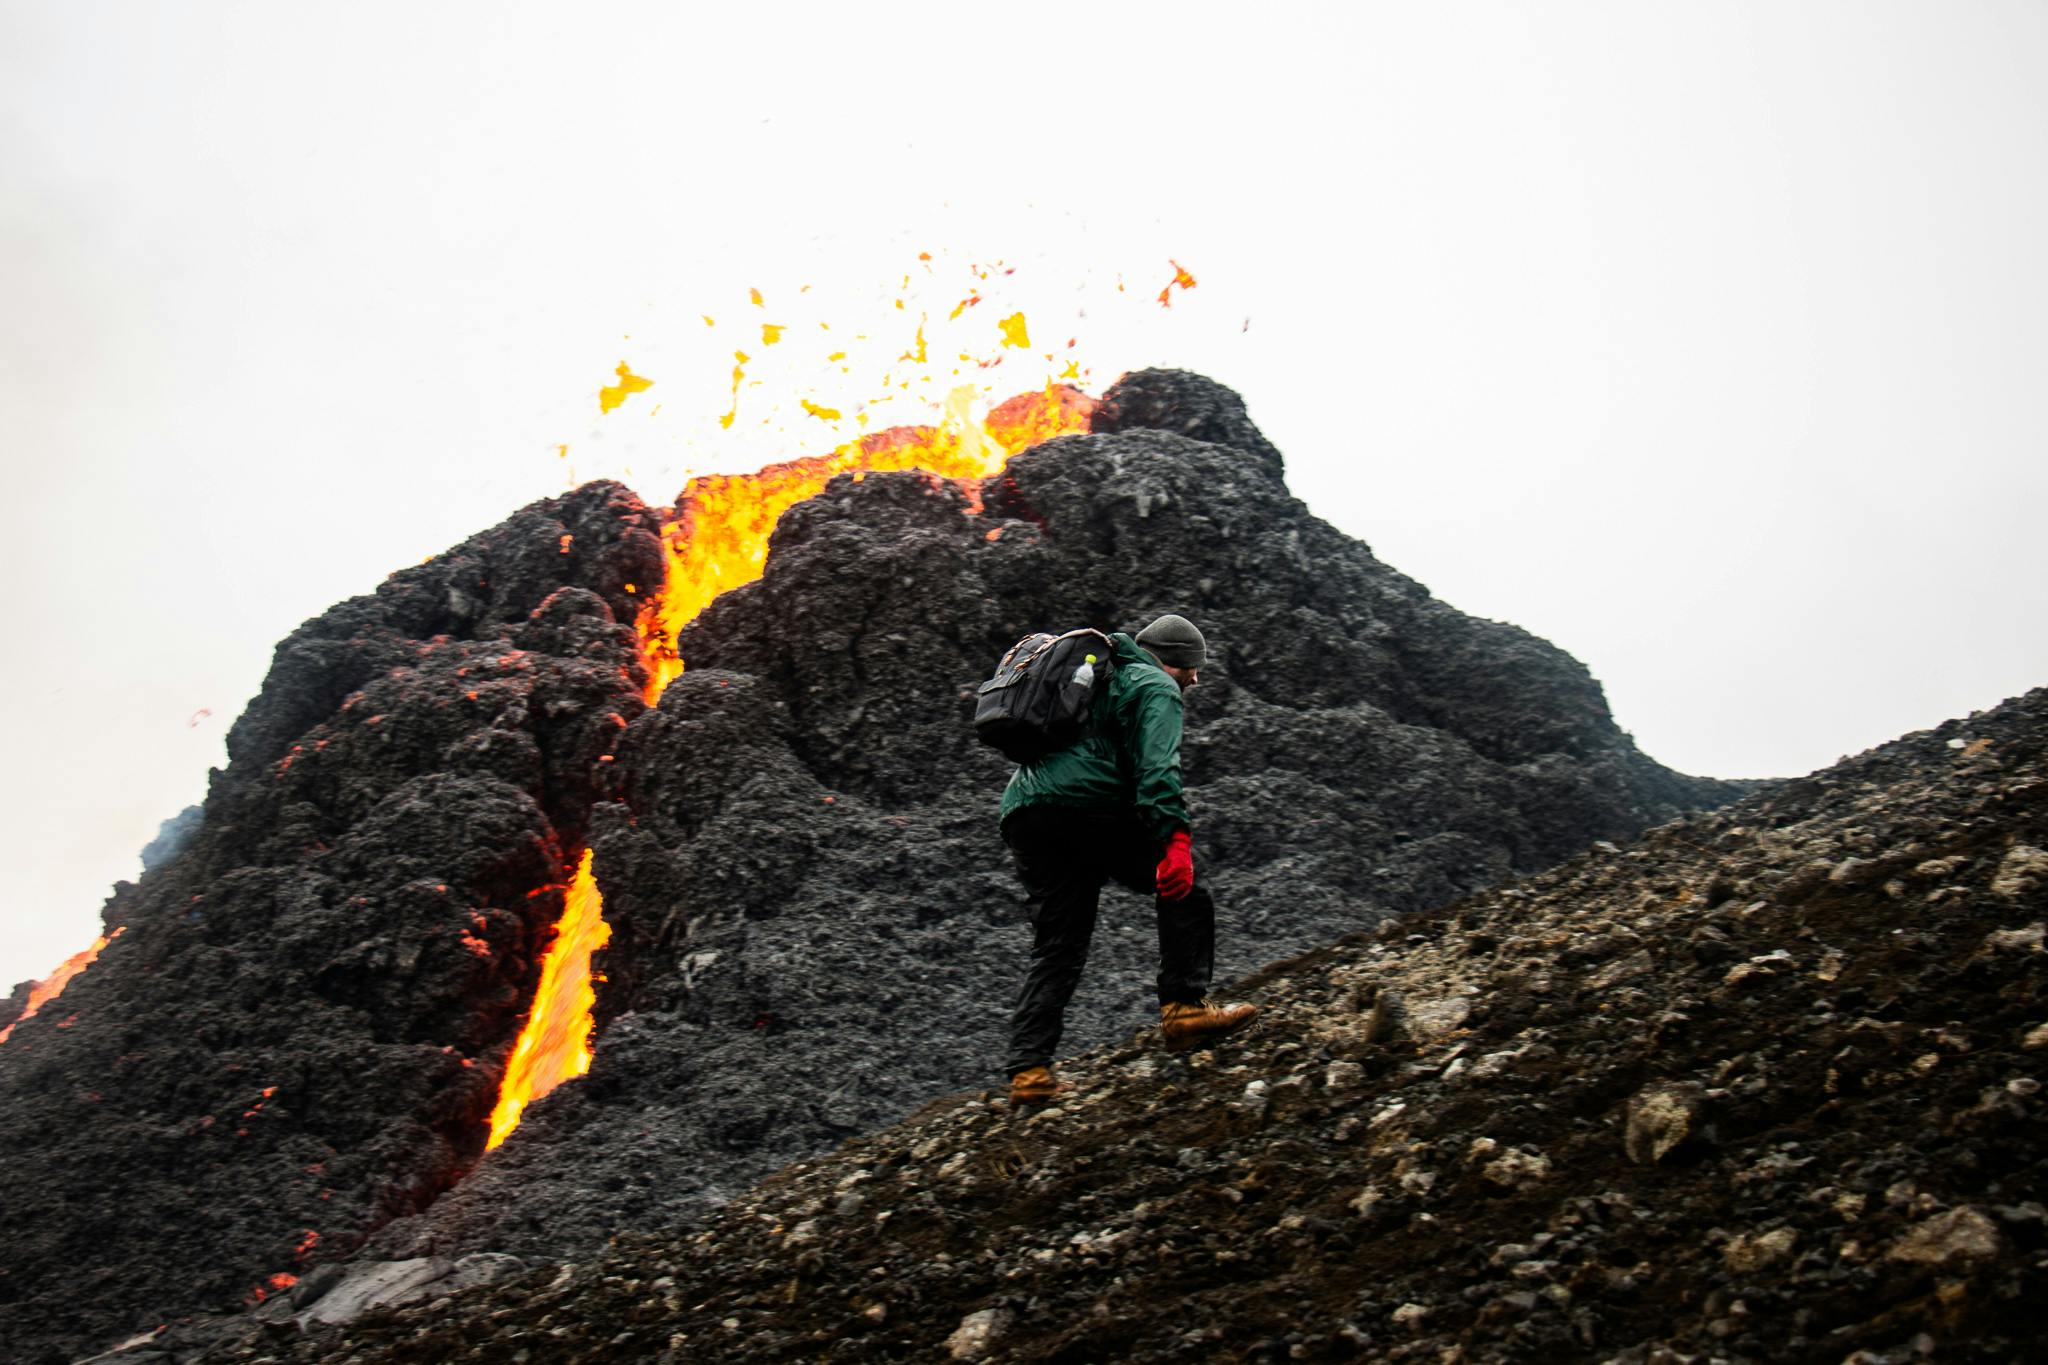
[1004,1088,1071,1110]
[1160,1012,1259,1051]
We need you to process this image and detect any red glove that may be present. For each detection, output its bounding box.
[1155,829,1194,901]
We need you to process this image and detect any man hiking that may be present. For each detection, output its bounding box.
[1000,613,1258,1105]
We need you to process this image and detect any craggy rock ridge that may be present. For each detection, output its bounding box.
[200,686,2048,1364]
[0,372,1736,1363]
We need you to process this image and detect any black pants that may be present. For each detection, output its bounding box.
[1002,804,1216,1076]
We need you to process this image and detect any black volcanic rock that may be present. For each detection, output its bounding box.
[0,372,1739,1362]
[195,686,2048,1365]
[1088,364,1286,478]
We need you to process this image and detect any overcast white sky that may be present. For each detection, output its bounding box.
[3,1,2044,988]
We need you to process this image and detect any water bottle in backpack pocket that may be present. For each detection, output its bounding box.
[973,628,1116,763]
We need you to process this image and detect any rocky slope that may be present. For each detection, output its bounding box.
[0,372,1739,1363]
[184,685,2048,1364]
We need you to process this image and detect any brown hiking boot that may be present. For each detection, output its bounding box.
[1008,1065,1070,1106]
[1160,998,1259,1049]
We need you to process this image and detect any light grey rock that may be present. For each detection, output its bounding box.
[1887,1207,2004,1266]
[1991,846,2048,898]
[1625,1083,1703,1164]
[1722,1227,1798,1273]
[1587,949,1655,991]
[1984,923,2045,953]
[1404,993,1473,1041]
[301,1258,453,1326]
[297,1253,524,1327]
[946,1307,1014,1360]
[1398,1168,1437,1194]
[1482,1147,1553,1188]
[1467,1048,1525,1081]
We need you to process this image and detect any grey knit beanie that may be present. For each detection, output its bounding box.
[1135,614,1207,669]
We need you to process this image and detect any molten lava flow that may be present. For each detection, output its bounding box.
[0,928,123,1046]
[485,850,610,1149]
[633,382,1093,701]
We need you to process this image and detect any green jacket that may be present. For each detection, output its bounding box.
[999,632,1190,842]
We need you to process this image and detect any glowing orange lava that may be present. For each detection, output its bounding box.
[485,849,610,1149]
[633,382,1092,702]
[0,927,123,1046]
[987,381,1097,459]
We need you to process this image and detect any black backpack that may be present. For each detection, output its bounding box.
[973,628,1116,763]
